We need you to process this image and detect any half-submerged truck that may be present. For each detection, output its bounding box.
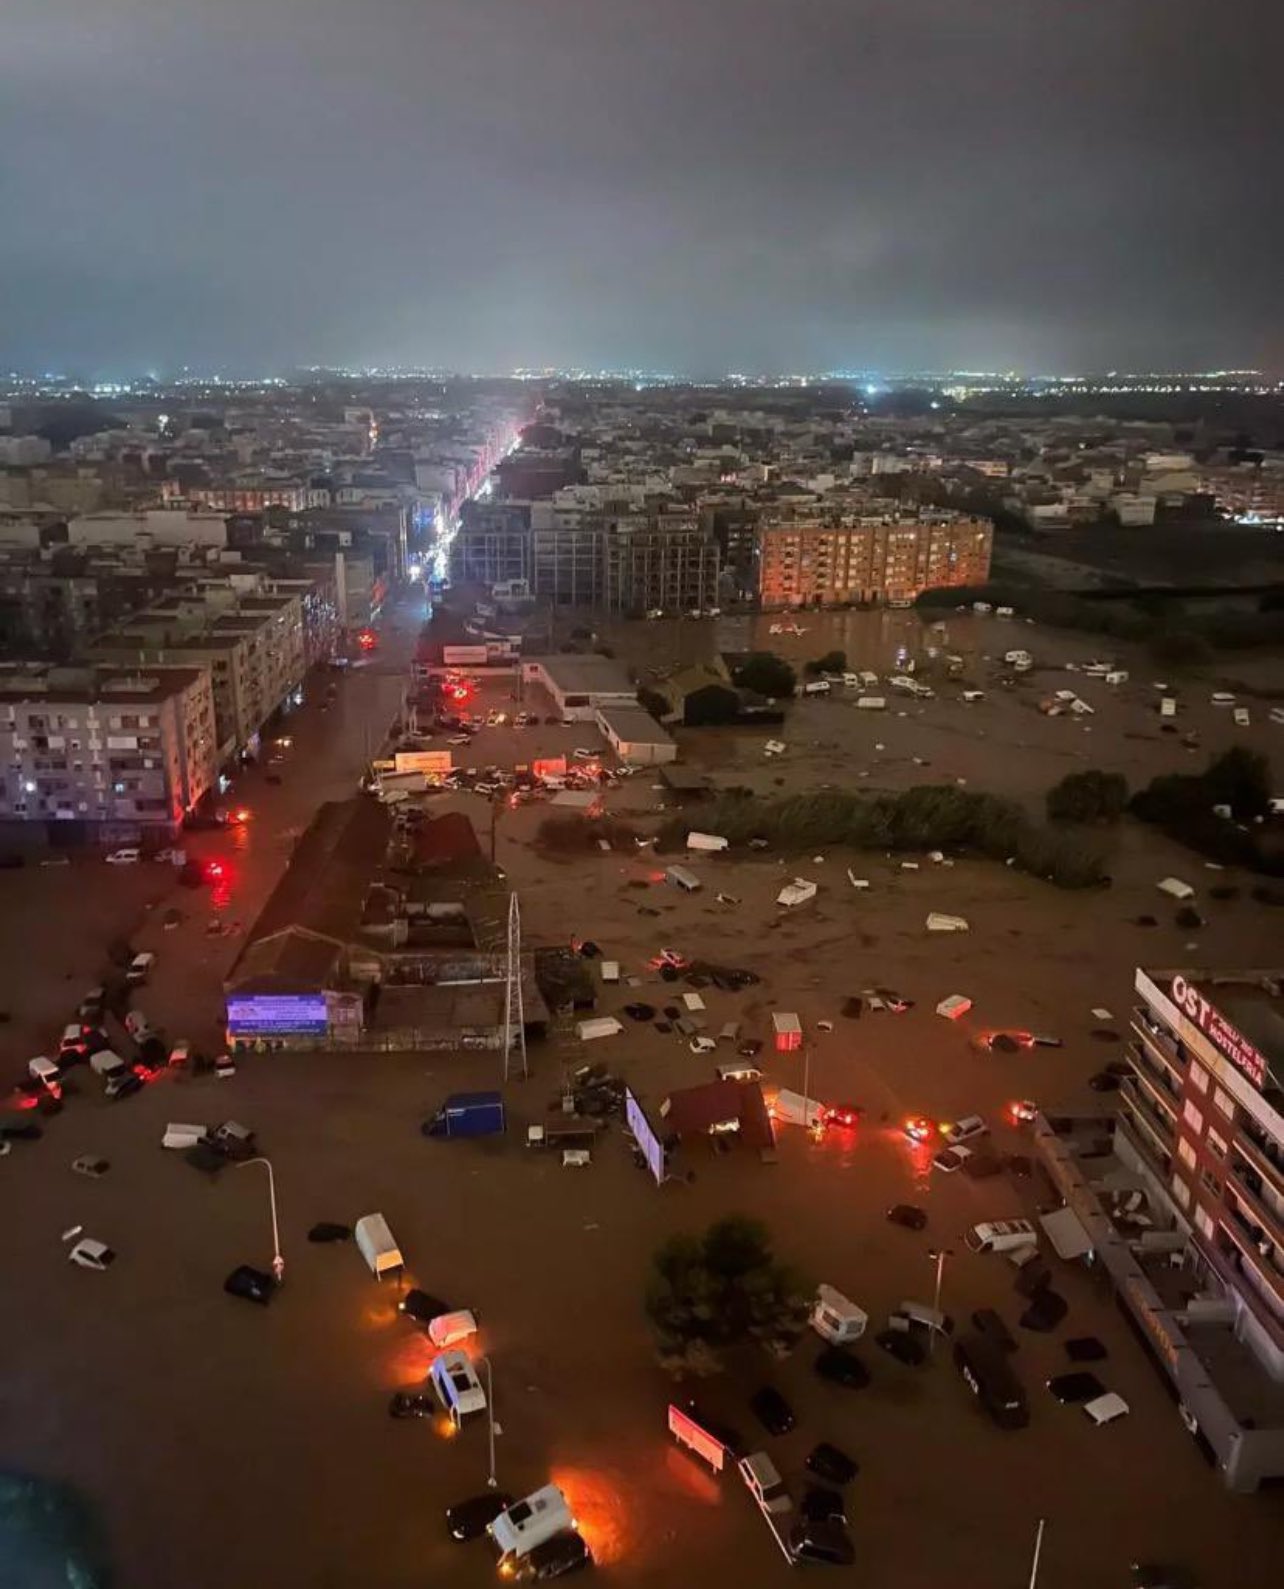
[423,1091,506,1139]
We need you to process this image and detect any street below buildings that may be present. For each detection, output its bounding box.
[1,597,1282,1589]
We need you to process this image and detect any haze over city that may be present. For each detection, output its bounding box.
[5,0,1283,377]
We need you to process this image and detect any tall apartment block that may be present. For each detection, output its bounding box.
[1037,966,1284,1491]
[0,665,218,840]
[758,512,992,606]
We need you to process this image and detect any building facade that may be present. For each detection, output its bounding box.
[758,512,993,606]
[0,665,217,839]
[1125,968,1284,1378]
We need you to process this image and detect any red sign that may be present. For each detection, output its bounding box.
[1169,975,1267,1090]
[667,1405,726,1473]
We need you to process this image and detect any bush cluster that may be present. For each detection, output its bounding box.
[658,783,1108,889]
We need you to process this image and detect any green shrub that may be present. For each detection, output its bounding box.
[1046,769,1130,824]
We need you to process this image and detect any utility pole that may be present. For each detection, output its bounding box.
[928,1246,954,1354]
[502,891,528,1081]
[1027,1518,1046,1589]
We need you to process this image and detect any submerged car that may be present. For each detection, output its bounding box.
[446,1491,515,1542]
[886,1203,928,1231]
[388,1391,436,1419]
[874,1328,927,1366]
[513,1531,592,1580]
[1047,1371,1106,1404]
[750,1385,796,1436]
[805,1442,859,1486]
[814,1347,870,1390]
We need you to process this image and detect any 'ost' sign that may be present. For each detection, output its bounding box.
[1169,974,1267,1090]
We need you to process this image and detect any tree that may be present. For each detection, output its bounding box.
[683,684,742,726]
[803,650,846,678]
[1148,628,1212,668]
[1046,769,1129,825]
[645,1215,811,1376]
[636,686,670,721]
[732,652,797,698]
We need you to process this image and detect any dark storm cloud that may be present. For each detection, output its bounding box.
[3,0,1280,375]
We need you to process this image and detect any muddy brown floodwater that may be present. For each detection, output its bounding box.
[1,605,1281,1589]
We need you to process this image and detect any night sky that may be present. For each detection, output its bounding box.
[4,0,1280,377]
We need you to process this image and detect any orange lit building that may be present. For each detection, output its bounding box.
[757,510,992,607]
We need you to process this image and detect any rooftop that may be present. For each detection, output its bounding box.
[595,705,675,746]
[526,653,634,694]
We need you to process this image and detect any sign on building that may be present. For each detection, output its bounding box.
[625,1087,667,1186]
[226,993,330,1037]
[394,750,453,775]
[1169,974,1268,1090]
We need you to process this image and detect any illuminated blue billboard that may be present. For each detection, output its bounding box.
[226,993,329,1037]
[625,1087,666,1187]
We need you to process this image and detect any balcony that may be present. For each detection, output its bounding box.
[1212,1218,1284,1348]
[1130,1007,1187,1077]
[1238,1120,1284,1197]
[1116,1092,1173,1178]
[1126,1043,1182,1114]
[1226,1156,1284,1251]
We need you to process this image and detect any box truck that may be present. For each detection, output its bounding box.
[423,1091,506,1139]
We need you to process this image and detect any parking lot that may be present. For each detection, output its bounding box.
[2,602,1282,1588]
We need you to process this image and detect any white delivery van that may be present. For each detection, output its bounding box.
[90,1049,129,1082]
[855,696,886,711]
[965,1219,1039,1255]
[488,1485,574,1564]
[802,679,830,695]
[717,1059,763,1083]
[811,1283,868,1344]
[354,1213,404,1280]
[686,831,729,852]
[599,960,620,984]
[771,1089,825,1129]
[842,672,862,688]
[1159,697,1177,719]
[127,952,155,986]
[665,864,702,892]
[576,1015,623,1041]
[429,1349,487,1426]
[1084,1392,1130,1426]
[162,1123,208,1150]
[428,1309,478,1349]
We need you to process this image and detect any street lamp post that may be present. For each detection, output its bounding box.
[238,1156,284,1284]
[927,1246,953,1355]
[480,1356,497,1487]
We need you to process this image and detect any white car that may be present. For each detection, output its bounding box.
[28,1056,62,1090]
[68,1238,116,1271]
[932,1144,974,1174]
[689,1036,718,1054]
[645,609,664,620]
[943,1114,988,1145]
[105,849,140,865]
[571,748,598,761]
[1084,1392,1130,1426]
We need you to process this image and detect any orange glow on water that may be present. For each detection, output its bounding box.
[548,1465,629,1567]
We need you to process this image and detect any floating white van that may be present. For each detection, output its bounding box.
[430,1349,487,1426]
[803,679,831,695]
[811,1283,868,1344]
[488,1485,575,1564]
[665,864,702,892]
[354,1213,404,1280]
[1159,697,1177,719]
[965,1219,1039,1255]
[855,696,886,711]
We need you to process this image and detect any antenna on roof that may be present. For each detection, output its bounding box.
[502,890,527,1082]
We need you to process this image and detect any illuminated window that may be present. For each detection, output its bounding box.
[1189,1062,1208,1093]
[1206,1128,1228,1161]
[1182,1100,1204,1136]
[1212,1086,1235,1121]
[1194,1206,1215,1241]
[1170,1174,1192,1211]
[1178,1138,1197,1171]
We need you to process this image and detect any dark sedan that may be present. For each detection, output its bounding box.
[814,1347,871,1390]
[874,1328,926,1366]
[445,1491,515,1542]
[750,1385,796,1436]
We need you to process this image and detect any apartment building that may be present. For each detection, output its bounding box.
[90,589,305,758]
[1124,970,1284,1375]
[0,664,217,839]
[758,511,992,606]
[599,509,720,615]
